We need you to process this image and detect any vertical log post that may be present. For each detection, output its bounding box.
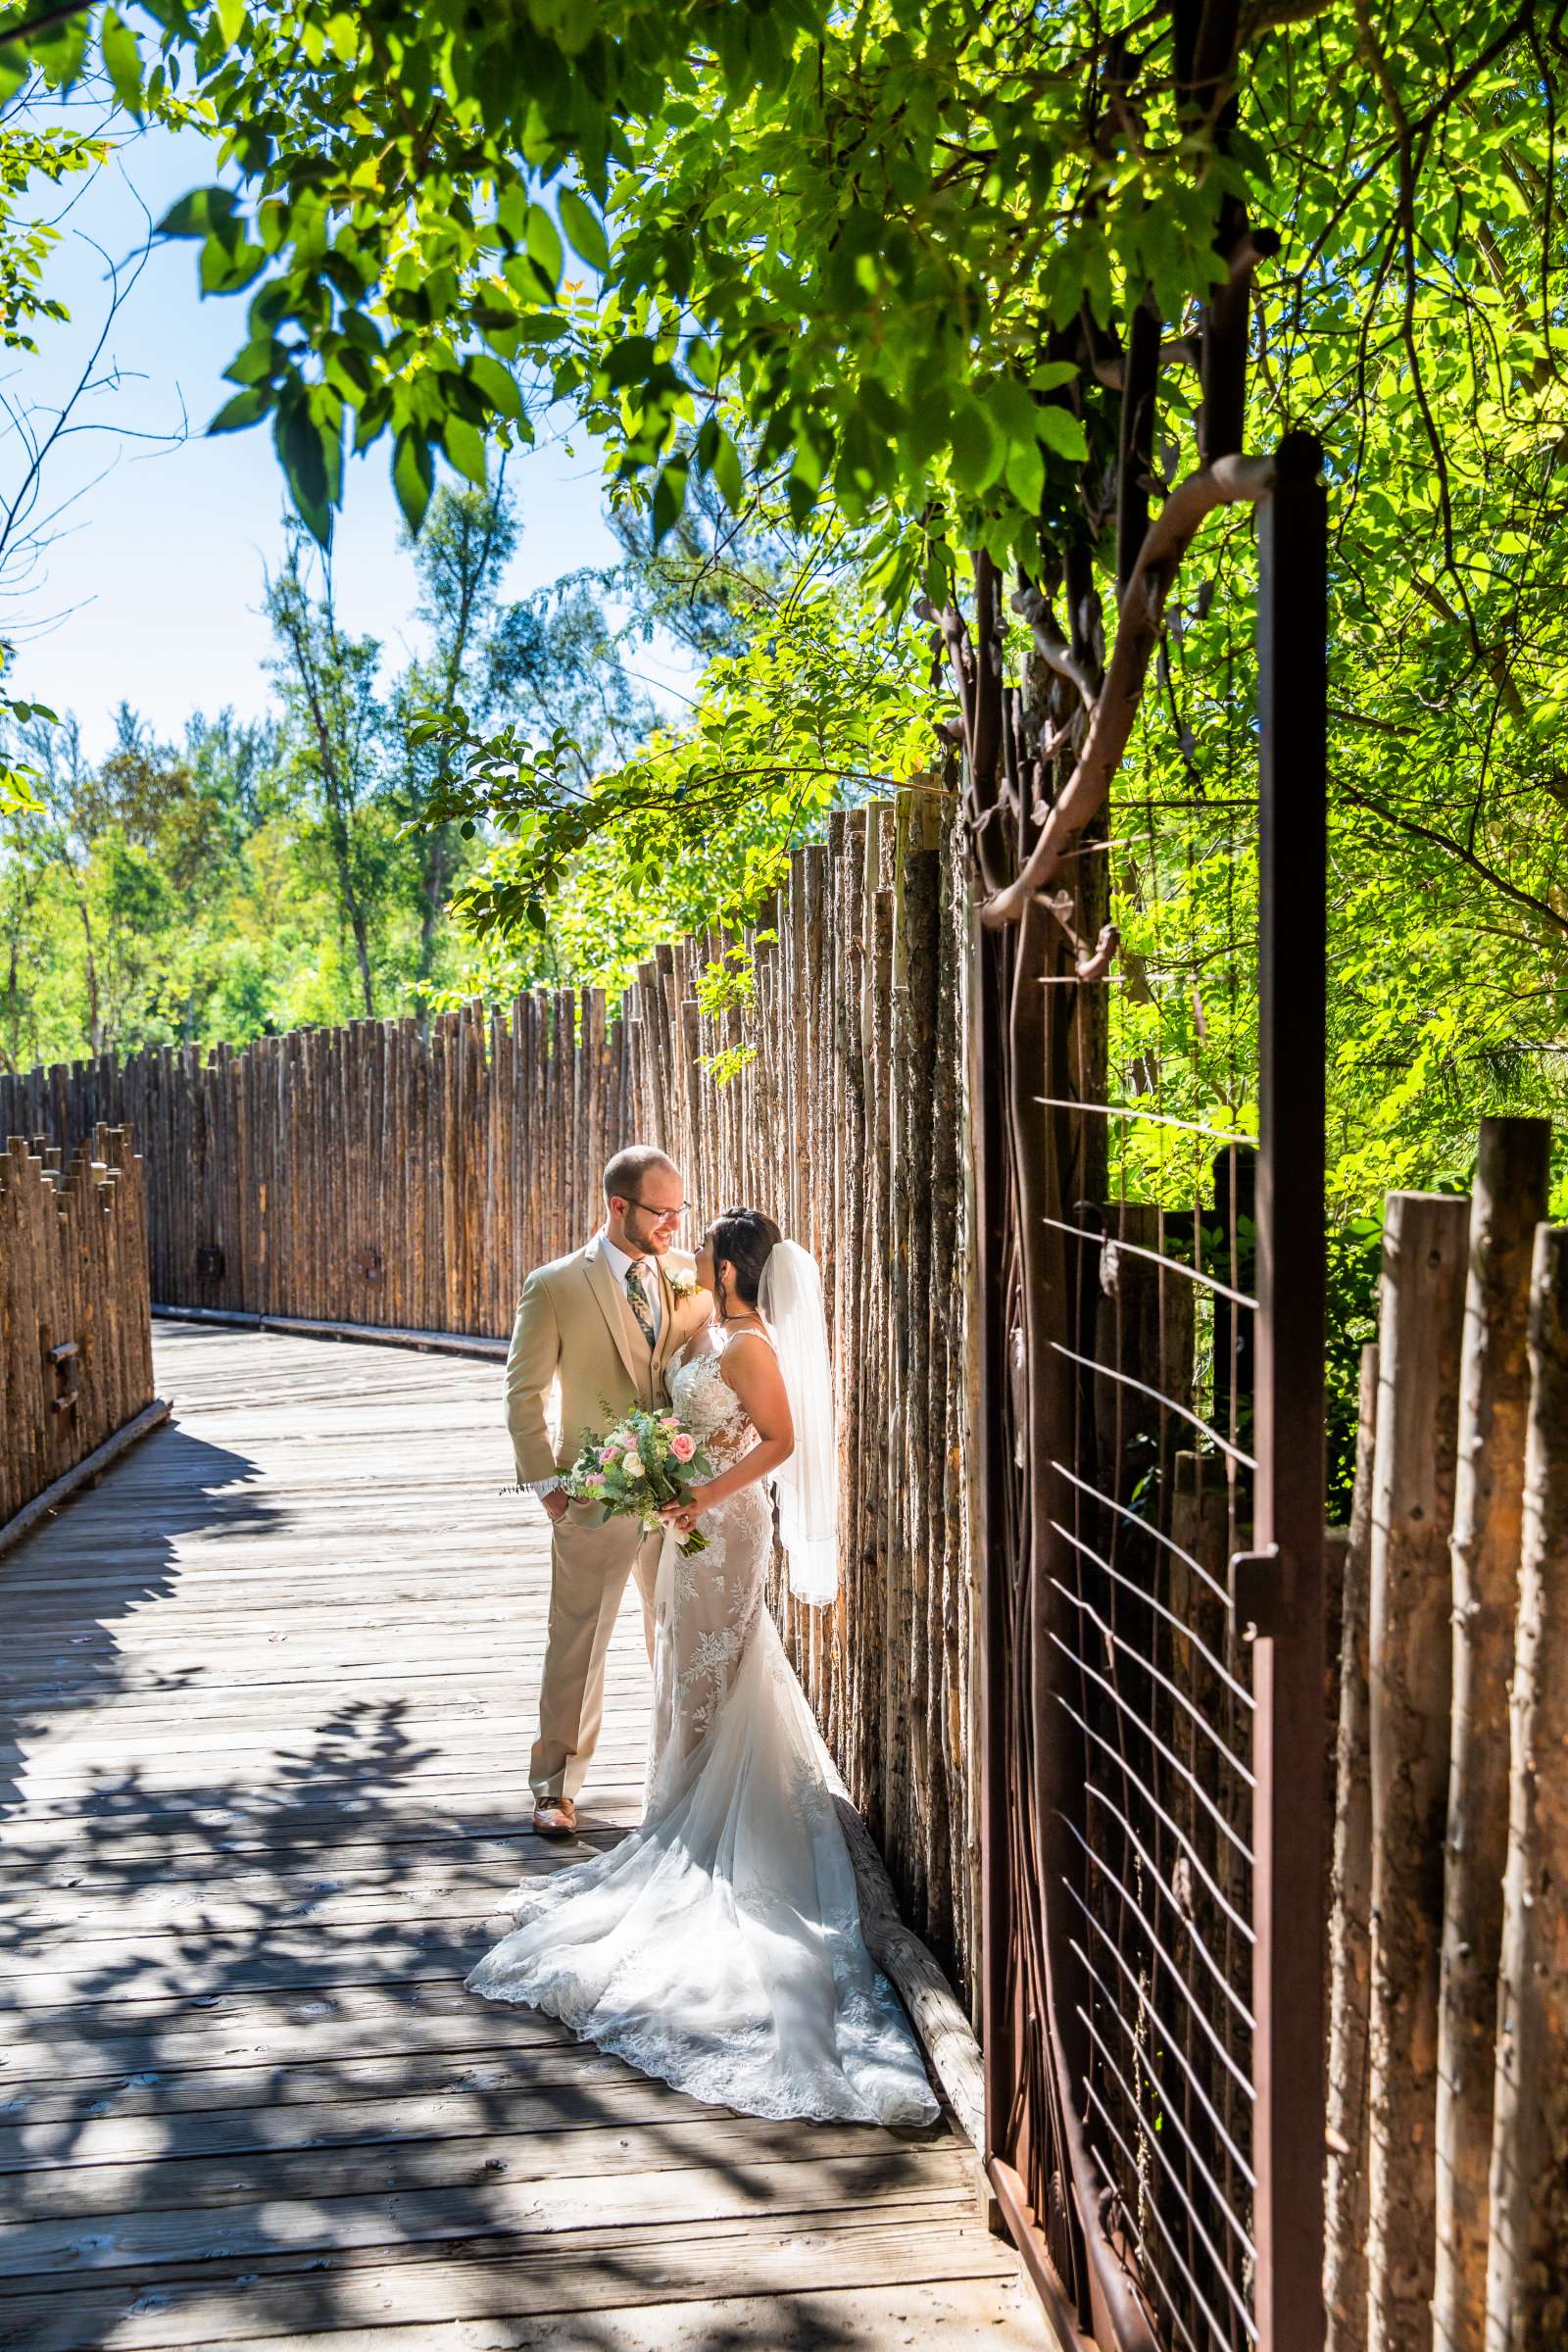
[1434,1117,1551,2352]
[1484,1224,1568,2352]
[1366,1192,1469,2352]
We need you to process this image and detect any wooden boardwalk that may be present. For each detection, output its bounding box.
[0,1323,1042,2350]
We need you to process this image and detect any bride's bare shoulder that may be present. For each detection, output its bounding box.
[716,1325,777,1385]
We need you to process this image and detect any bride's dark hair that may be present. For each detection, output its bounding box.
[708,1206,783,1310]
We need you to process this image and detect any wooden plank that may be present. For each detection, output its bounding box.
[2,2112,949,2224]
[0,1402,172,1561]
[0,2065,731,2162]
[0,2214,1031,2352]
[0,2148,974,2278]
[149,1307,508,1360]
[0,1321,1019,2348]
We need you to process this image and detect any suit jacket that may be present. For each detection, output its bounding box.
[505,1235,713,1484]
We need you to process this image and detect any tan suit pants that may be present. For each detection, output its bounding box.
[530,1499,661,1804]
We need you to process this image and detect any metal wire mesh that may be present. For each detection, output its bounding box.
[1050,777,1264,2349]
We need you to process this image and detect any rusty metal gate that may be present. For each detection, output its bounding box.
[969,437,1327,2352]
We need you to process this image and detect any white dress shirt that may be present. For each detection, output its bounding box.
[527,1232,661,1496]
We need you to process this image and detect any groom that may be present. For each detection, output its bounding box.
[505,1145,711,1837]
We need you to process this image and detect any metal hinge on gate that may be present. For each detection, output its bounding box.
[1230,1543,1288,1642]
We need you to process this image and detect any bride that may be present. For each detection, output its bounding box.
[466,1205,940,2128]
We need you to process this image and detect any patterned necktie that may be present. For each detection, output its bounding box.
[623,1260,657,1351]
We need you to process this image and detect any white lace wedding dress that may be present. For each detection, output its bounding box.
[466,1333,940,2127]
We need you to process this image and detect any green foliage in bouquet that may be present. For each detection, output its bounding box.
[563,1404,713,1556]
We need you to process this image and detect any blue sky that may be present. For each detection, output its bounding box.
[11,115,687,758]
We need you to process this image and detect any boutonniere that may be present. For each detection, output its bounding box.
[667,1267,700,1300]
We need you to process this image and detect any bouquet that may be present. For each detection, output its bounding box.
[563,1405,714,1555]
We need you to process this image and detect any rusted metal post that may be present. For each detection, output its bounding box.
[1250,431,1328,2352]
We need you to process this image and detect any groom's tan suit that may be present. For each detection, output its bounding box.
[506,1235,711,1804]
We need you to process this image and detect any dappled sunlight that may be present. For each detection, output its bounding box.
[0,1324,1013,2351]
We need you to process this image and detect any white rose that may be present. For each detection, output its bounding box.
[622,1453,645,1479]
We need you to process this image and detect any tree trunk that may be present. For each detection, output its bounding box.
[1485,1223,1568,2352]
[75,889,101,1054]
[327,824,376,1018]
[419,823,456,981]
[1326,1340,1379,2352]
[1434,1119,1551,2352]
[1367,1192,1469,2352]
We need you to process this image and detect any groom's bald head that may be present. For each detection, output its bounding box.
[604,1146,684,1257]
[604,1145,679,1204]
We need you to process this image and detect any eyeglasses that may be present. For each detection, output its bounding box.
[620,1196,688,1226]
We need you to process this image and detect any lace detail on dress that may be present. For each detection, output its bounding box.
[645,1345,770,1790]
[465,1332,940,2132]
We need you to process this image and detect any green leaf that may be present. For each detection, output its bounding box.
[0,42,26,104]
[711,427,744,513]
[393,427,433,535]
[1036,406,1088,464]
[276,399,331,548]
[949,396,1004,493]
[100,8,143,116]
[1004,435,1044,514]
[157,186,237,240]
[442,414,488,486]
[216,0,247,41]
[24,7,88,85]
[987,373,1039,451]
[209,385,270,432]
[525,205,564,289]
[467,353,523,421]
[223,336,278,388]
[201,235,266,294]
[0,763,43,813]
[558,188,610,273]
[652,458,688,546]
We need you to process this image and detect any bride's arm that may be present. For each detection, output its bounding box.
[660,1336,793,1524]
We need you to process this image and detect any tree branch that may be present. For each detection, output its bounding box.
[1009,580,1099,713]
[979,452,1277,927]
[1341,781,1568,943]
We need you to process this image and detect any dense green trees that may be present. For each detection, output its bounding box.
[0,1,1562,1237]
[0,475,718,1058]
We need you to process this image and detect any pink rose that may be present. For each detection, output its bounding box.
[670,1431,696,1463]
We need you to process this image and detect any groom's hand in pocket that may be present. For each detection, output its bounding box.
[542,1489,571,1525]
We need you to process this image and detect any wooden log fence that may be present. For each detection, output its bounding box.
[0,998,626,1340]
[623,797,980,1997]
[0,797,982,2002]
[14,866,1568,2337]
[1324,1118,1568,2352]
[0,1124,159,1538]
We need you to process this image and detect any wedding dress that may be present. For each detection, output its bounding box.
[466,1332,940,2127]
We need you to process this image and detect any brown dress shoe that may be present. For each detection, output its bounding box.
[532,1796,577,1838]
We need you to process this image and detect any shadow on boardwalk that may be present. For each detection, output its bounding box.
[0,1324,1038,2351]
[0,1422,271,1823]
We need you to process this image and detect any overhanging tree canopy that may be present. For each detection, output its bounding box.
[6,0,1559,900]
[4,2,1565,1183]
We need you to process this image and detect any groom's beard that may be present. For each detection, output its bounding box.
[624,1223,673,1259]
